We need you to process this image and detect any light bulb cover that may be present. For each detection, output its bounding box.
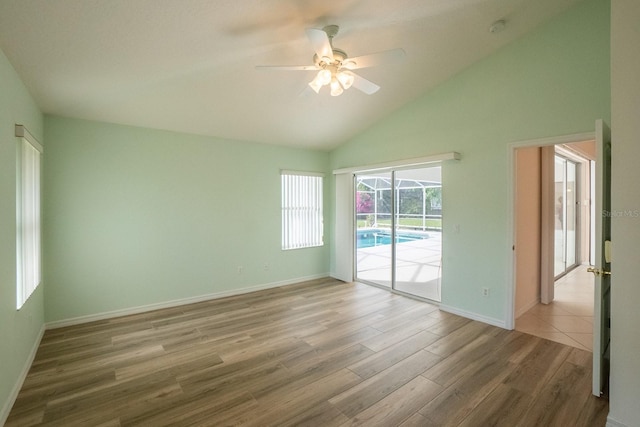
[330,78,344,96]
[308,78,322,93]
[317,69,332,86]
[336,71,355,90]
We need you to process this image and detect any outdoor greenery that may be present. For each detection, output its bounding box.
[356,188,441,215]
[377,218,442,227]
[404,187,442,215]
[356,180,442,230]
[356,217,442,229]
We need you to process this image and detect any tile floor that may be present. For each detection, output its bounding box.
[516,265,594,351]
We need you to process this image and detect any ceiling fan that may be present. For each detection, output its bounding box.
[256,25,405,96]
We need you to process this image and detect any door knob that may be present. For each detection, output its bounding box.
[587,267,611,276]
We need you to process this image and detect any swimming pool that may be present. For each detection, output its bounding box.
[357,229,429,248]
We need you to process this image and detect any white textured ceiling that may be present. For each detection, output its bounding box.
[0,0,583,150]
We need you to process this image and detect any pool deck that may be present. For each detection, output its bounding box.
[356,230,442,301]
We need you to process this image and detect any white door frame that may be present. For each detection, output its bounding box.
[505,131,595,330]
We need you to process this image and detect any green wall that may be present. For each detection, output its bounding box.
[330,0,610,323]
[44,117,330,322]
[0,50,44,419]
[1,0,614,418]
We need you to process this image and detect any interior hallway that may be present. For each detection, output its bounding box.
[516,265,594,351]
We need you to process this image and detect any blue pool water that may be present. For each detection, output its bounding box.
[357,229,428,248]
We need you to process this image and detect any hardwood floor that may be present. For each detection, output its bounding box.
[6,278,608,426]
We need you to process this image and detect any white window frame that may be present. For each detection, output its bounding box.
[15,125,43,309]
[281,170,324,250]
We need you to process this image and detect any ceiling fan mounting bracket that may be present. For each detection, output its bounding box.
[322,25,340,39]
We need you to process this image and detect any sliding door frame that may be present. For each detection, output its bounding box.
[331,152,459,292]
[353,164,443,302]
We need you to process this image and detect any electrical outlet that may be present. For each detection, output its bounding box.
[482,287,490,297]
[263,262,269,271]
[237,266,243,274]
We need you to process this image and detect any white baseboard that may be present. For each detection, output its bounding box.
[46,273,330,329]
[606,416,628,427]
[0,324,45,426]
[439,304,507,329]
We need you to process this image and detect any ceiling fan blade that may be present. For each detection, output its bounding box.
[342,48,406,70]
[255,65,319,71]
[351,73,380,95]
[305,28,334,62]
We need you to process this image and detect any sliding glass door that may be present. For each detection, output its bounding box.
[355,166,442,301]
[554,155,578,277]
[394,167,442,300]
[355,172,392,288]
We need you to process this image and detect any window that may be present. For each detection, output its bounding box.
[281,171,324,250]
[16,125,43,309]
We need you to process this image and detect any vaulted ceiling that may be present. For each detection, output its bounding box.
[0,0,583,150]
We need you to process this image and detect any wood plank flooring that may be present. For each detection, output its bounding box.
[6,278,609,426]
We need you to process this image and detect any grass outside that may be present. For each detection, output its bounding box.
[357,218,442,229]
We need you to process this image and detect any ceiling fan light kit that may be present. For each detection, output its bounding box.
[310,68,355,96]
[310,68,332,90]
[257,25,405,97]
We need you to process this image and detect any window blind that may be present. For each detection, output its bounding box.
[16,127,42,309]
[281,172,323,250]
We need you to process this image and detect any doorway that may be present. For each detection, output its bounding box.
[354,165,442,301]
[513,140,596,350]
[509,122,611,397]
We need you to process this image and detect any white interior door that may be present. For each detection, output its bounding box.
[591,119,611,397]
